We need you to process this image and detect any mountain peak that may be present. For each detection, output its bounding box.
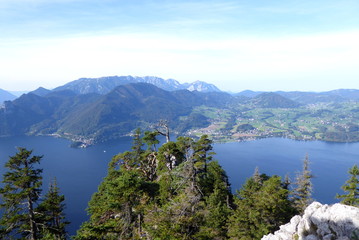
[30,87,51,97]
[183,80,221,92]
[253,92,300,108]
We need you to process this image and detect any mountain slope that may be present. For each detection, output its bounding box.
[30,87,52,96]
[0,89,17,103]
[251,92,300,108]
[57,83,232,141]
[57,83,193,140]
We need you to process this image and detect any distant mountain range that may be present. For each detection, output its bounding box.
[236,89,359,103]
[3,75,359,104]
[1,75,359,145]
[53,75,221,94]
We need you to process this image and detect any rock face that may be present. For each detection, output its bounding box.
[262,202,359,240]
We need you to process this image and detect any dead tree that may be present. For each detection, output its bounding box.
[154,120,170,143]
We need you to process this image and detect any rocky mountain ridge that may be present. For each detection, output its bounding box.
[262,202,359,240]
[53,75,221,94]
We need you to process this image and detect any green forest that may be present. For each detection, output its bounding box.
[0,131,358,240]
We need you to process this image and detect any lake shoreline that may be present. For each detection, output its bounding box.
[1,131,356,149]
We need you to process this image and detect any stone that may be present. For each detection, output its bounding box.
[261,202,359,240]
[304,234,318,240]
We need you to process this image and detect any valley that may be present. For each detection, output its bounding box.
[192,101,359,143]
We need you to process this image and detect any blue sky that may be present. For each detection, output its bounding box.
[0,0,358,92]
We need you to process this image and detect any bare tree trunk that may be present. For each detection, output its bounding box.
[28,196,37,240]
[155,120,170,143]
[24,158,37,240]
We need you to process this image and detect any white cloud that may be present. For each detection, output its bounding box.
[0,30,358,91]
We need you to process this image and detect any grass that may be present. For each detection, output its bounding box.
[188,101,359,142]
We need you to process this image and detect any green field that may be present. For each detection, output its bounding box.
[188,101,359,143]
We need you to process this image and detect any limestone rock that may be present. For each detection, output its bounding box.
[261,202,359,240]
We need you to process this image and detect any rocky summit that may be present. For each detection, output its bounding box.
[262,202,359,240]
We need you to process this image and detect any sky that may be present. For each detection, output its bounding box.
[0,0,358,92]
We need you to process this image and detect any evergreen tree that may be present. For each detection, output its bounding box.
[292,154,313,214]
[193,135,214,173]
[336,164,359,206]
[36,178,69,239]
[75,159,149,239]
[143,131,159,151]
[228,174,296,240]
[0,147,43,240]
[131,128,145,160]
[197,161,232,239]
[75,129,156,239]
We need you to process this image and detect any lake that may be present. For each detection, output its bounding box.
[0,136,358,236]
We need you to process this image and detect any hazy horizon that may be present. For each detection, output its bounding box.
[3,75,359,95]
[1,0,358,92]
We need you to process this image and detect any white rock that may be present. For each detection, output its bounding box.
[261,202,359,240]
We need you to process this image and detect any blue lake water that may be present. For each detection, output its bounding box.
[0,136,358,236]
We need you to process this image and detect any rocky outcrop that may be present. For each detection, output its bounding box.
[262,202,359,240]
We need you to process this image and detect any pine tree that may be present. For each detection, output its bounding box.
[197,161,232,239]
[0,147,43,240]
[228,174,296,240]
[336,164,359,206]
[131,128,145,160]
[36,178,69,239]
[143,131,159,151]
[75,131,154,239]
[292,154,313,214]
